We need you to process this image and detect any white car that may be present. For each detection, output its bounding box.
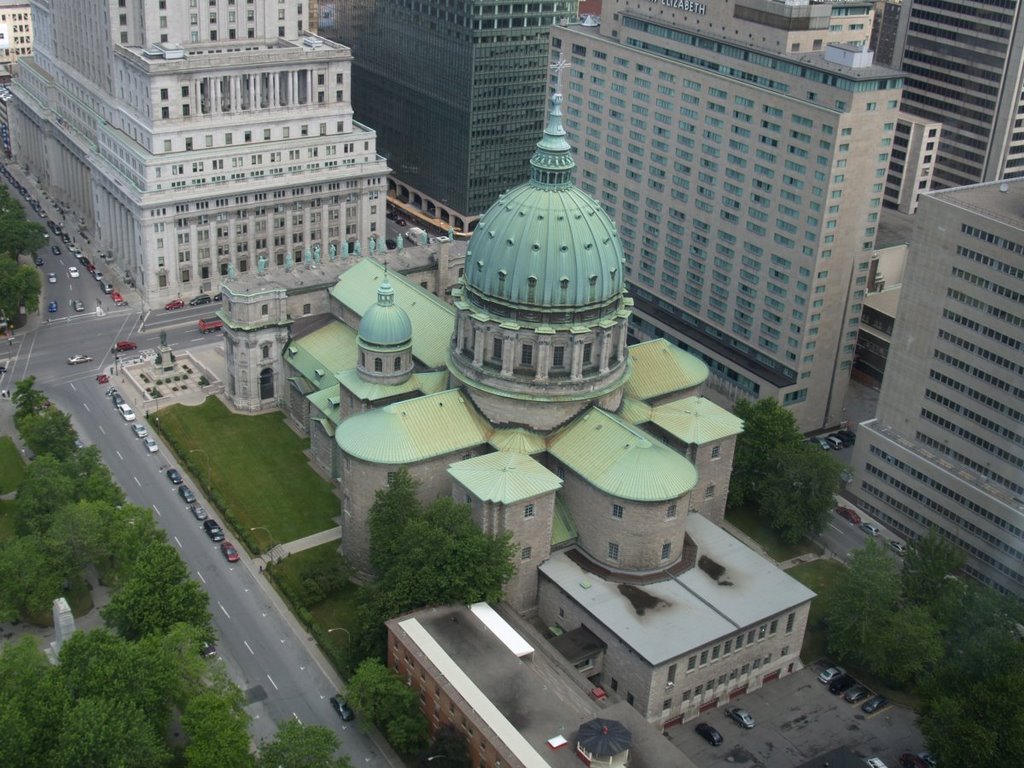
[67,266,80,278]
[818,666,845,684]
[860,522,880,537]
[67,354,93,365]
[47,272,57,283]
[142,437,159,453]
[131,423,148,438]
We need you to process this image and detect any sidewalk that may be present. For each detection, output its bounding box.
[271,526,342,561]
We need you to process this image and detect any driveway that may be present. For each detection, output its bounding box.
[666,664,926,767]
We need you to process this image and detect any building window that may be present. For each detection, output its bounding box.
[260,303,268,316]
[712,644,720,660]
[704,484,716,499]
[661,542,671,560]
[374,357,383,372]
[521,546,532,560]
[492,337,503,360]
[759,624,767,639]
[608,542,619,560]
[687,655,696,671]
[769,619,778,635]
[666,503,677,518]
[387,471,396,484]
[553,346,565,366]
[524,504,535,518]
[667,663,677,684]
[583,342,593,364]
[786,612,795,633]
[612,504,624,519]
[521,343,533,365]
[711,445,721,459]
[699,650,708,665]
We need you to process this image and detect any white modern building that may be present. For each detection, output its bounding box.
[10,0,388,307]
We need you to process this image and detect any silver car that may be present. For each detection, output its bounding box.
[726,707,755,729]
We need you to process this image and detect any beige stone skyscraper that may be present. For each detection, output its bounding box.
[850,179,1024,600]
[11,0,388,307]
[552,1,903,431]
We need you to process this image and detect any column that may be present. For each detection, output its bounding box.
[215,78,223,112]
[535,339,550,382]
[473,325,484,366]
[599,329,612,373]
[571,338,585,380]
[501,332,514,376]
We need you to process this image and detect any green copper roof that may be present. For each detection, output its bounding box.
[285,321,358,384]
[488,427,547,455]
[624,339,710,402]
[551,493,579,546]
[330,259,454,368]
[358,280,413,348]
[548,408,697,502]
[308,385,343,426]
[335,389,491,464]
[448,452,562,505]
[336,369,448,402]
[618,396,654,425]
[463,92,624,313]
[650,396,745,445]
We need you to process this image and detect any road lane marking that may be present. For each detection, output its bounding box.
[267,674,279,691]
[98,425,105,434]
[218,602,231,619]
[244,640,254,656]
[81,401,88,410]
[115,450,123,461]
[829,523,841,533]
[196,571,205,584]
[133,476,141,487]
[292,712,302,724]
[152,504,161,517]
[173,536,182,549]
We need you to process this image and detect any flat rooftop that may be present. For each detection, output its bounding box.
[395,605,698,768]
[540,514,816,665]
[927,177,1024,230]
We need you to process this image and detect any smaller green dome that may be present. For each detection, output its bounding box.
[358,281,412,348]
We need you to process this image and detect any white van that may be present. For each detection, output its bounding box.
[118,403,136,422]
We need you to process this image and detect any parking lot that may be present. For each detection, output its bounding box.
[665,663,927,767]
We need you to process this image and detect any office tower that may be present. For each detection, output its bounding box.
[10,0,387,307]
[851,179,1024,600]
[869,0,902,67]
[326,0,578,234]
[0,1,33,72]
[552,2,902,432]
[894,0,1024,189]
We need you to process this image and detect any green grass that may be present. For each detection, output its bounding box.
[0,435,26,494]
[787,558,846,663]
[725,504,823,562]
[0,498,17,543]
[153,397,338,543]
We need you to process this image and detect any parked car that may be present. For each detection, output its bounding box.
[861,695,889,714]
[818,666,845,684]
[67,354,93,365]
[825,435,844,450]
[725,707,755,729]
[814,436,831,450]
[130,423,148,438]
[865,759,889,768]
[178,485,196,504]
[860,522,881,536]
[836,506,862,525]
[189,294,213,306]
[165,298,185,310]
[189,504,209,521]
[835,429,857,446]
[118,403,136,422]
[844,685,871,703]
[220,541,240,563]
[202,519,225,542]
[889,540,907,555]
[166,468,183,484]
[899,754,929,768]
[694,722,722,746]
[199,642,217,658]
[829,674,856,695]
[114,340,138,352]
[47,300,58,313]
[35,255,44,266]
[142,437,159,453]
[330,696,355,721]
[917,753,937,768]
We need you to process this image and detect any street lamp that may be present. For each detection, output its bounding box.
[249,525,277,559]
[189,448,212,487]
[327,626,351,642]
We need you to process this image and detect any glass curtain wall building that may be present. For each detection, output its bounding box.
[325,0,577,231]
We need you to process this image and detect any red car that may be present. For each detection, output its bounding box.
[220,542,240,563]
[165,298,185,310]
[111,291,128,306]
[836,506,862,525]
[114,340,137,352]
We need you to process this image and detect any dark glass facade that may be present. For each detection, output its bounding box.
[322,0,577,218]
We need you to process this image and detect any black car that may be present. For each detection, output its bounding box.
[199,642,217,658]
[51,245,61,256]
[330,696,355,721]
[694,722,723,746]
[166,468,183,484]
[829,674,856,695]
[836,429,857,446]
[202,519,225,542]
[189,294,213,306]
[178,485,197,504]
[861,695,888,714]
[34,255,44,266]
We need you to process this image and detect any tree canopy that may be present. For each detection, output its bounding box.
[346,658,427,757]
[256,720,350,768]
[0,256,42,320]
[0,186,47,258]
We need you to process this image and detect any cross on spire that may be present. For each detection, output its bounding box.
[550,53,572,92]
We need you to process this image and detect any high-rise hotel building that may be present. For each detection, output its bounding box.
[551,2,903,431]
[850,179,1024,600]
[11,0,388,307]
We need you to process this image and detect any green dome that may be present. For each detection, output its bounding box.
[463,93,624,313]
[358,281,412,348]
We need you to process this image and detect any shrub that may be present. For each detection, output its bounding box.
[198,375,209,386]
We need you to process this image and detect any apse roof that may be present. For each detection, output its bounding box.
[448,452,563,505]
[624,339,709,401]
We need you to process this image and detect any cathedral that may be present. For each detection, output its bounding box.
[219,92,813,726]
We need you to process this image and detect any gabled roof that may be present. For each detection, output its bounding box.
[335,369,449,402]
[488,427,547,455]
[547,408,697,502]
[285,320,358,383]
[308,384,343,426]
[330,259,454,368]
[335,389,491,464]
[448,452,562,505]
[624,338,709,401]
[650,396,744,445]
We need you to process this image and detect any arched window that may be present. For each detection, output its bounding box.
[259,367,274,400]
[359,352,365,367]
[374,357,383,372]
[394,357,401,371]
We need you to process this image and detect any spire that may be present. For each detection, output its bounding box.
[530,56,575,189]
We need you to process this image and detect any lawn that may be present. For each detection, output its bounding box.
[725,504,823,562]
[0,435,26,494]
[787,558,846,664]
[153,397,338,546]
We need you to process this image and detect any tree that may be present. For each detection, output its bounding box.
[368,467,422,575]
[871,604,943,687]
[15,455,78,536]
[728,398,806,508]
[180,687,253,768]
[0,638,68,768]
[12,376,48,419]
[757,444,844,543]
[0,533,69,619]
[420,724,471,768]
[256,720,350,768]
[51,696,170,768]
[0,187,47,258]
[0,250,42,319]
[102,539,211,640]
[46,501,109,572]
[901,527,966,609]
[346,659,428,756]
[824,539,901,664]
